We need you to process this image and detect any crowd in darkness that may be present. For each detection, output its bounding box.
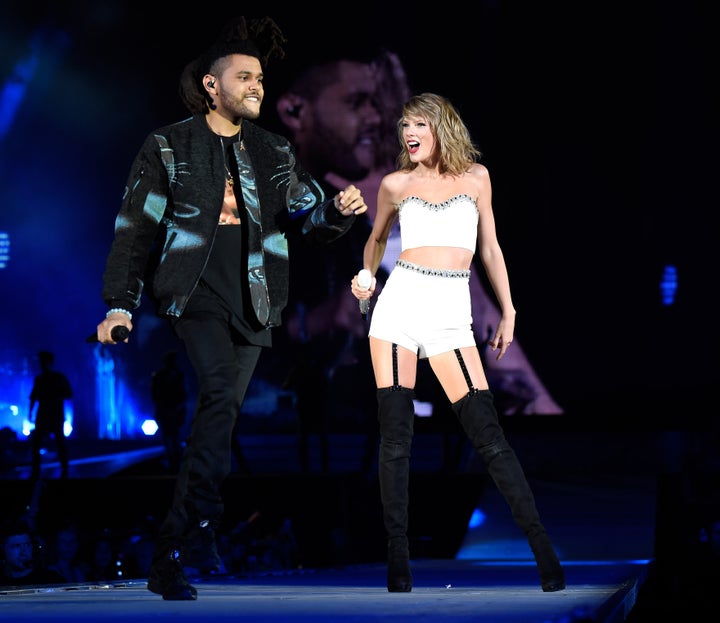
[1,500,301,588]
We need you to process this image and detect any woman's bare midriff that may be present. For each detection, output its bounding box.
[398,246,473,272]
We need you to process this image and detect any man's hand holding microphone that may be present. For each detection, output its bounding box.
[351,269,376,321]
[87,309,133,344]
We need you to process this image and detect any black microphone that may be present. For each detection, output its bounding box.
[357,269,372,320]
[86,325,130,344]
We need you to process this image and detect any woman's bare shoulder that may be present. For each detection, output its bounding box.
[380,170,407,189]
[466,162,489,179]
[465,163,491,192]
[379,170,412,200]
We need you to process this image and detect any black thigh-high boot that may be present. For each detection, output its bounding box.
[377,386,415,592]
[451,390,566,592]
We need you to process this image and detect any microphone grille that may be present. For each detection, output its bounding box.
[358,269,372,289]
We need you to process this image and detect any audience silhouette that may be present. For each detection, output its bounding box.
[28,351,73,482]
[0,517,64,588]
[46,520,88,583]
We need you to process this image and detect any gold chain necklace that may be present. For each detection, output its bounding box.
[221,136,241,187]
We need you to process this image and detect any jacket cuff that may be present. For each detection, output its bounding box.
[324,200,356,224]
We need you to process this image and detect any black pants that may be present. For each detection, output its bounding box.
[154,311,262,554]
[30,420,68,480]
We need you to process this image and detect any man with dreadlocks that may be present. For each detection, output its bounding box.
[92,16,366,600]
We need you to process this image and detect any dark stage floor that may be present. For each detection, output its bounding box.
[0,559,647,623]
[1,428,713,622]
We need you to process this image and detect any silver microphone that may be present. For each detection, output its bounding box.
[357,269,372,320]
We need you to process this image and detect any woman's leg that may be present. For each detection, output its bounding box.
[370,337,418,592]
[430,346,566,592]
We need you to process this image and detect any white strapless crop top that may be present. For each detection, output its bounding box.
[398,194,478,252]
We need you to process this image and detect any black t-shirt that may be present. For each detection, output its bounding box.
[30,371,72,427]
[179,132,271,347]
[197,225,271,347]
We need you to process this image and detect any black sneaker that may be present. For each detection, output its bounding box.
[147,549,198,600]
[182,519,226,575]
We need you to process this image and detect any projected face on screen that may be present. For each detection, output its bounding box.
[277,61,382,184]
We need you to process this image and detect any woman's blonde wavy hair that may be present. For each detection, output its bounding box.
[395,93,481,176]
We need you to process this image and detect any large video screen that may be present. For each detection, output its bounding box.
[0,3,715,443]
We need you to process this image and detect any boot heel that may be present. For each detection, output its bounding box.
[387,538,412,592]
[452,391,566,593]
[530,533,566,592]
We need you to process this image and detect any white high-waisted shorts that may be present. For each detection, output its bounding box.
[368,259,476,359]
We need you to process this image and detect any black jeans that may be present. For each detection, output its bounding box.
[154,310,262,555]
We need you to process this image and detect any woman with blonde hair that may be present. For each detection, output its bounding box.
[352,93,565,593]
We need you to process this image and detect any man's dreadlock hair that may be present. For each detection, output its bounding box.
[179,16,286,115]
